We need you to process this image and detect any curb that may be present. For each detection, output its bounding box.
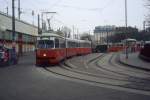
[118,54,150,72]
[139,54,150,62]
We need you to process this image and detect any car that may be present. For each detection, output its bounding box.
[0,46,18,66]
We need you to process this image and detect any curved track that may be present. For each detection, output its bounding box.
[44,53,150,94]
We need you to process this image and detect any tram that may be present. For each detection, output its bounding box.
[35,32,91,65]
[94,44,108,53]
[139,41,150,61]
[108,38,138,52]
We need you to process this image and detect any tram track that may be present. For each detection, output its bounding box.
[96,53,150,81]
[43,53,150,93]
[64,53,150,83]
[112,53,150,75]
[63,54,135,81]
[94,53,150,91]
[65,53,150,86]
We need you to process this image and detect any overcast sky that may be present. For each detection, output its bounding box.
[0,0,148,33]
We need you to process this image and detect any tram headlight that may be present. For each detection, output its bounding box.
[43,53,47,57]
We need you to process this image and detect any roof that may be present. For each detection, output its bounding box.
[38,32,62,38]
[66,38,91,43]
[38,32,91,43]
[0,11,37,28]
[0,11,38,36]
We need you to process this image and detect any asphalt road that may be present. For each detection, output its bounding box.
[0,52,150,100]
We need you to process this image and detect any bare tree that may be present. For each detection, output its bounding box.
[80,33,92,41]
[61,26,71,38]
[144,0,150,27]
[55,27,71,38]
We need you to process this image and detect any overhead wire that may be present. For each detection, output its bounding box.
[54,0,116,12]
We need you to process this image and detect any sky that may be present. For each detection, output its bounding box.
[0,0,148,33]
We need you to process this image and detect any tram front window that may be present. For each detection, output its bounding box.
[37,40,54,49]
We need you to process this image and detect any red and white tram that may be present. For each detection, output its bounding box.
[35,32,91,65]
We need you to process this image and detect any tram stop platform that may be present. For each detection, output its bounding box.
[119,52,150,71]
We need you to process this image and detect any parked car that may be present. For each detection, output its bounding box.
[0,46,18,66]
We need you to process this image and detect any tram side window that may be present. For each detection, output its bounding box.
[68,41,71,48]
[68,41,73,48]
[86,43,90,48]
[78,42,81,48]
[86,43,88,47]
[75,42,78,48]
[84,43,86,47]
[81,43,84,48]
[67,41,78,48]
[82,43,84,47]
[89,43,91,47]
[60,39,65,48]
[79,43,82,48]
[73,42,76,48]
[55,38,59,48]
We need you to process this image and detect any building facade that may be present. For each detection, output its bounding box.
[0,11,38,55]
[94,25,116,44]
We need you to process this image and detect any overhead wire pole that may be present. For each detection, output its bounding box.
[32,10,35,25]
[18,0,21,19]
[106,28,109,51]
[12,0,16,50]
[65,31,67,61]
[125,0,128,59]
[41,13,43,30]
[143,21,146,31]
[77,28,79,39]
[89,30,93,52]
[38,14,41,34]
[125,0,128,28]
[72,25,75,39]
[6,6,8,15]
